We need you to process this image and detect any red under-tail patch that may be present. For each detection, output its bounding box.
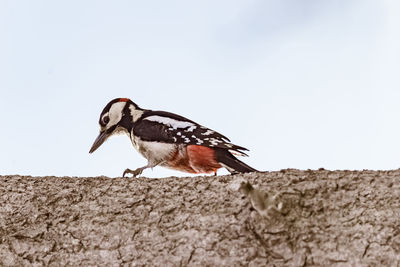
[167,145,222,174]
[118,98,131,102]
[168,149,196,173]
[187,145,222,174]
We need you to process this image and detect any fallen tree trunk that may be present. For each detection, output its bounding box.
[1,169,399,266]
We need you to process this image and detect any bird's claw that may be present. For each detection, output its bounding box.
[123,168,143,178]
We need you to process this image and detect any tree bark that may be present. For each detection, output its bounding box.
[1,169,399,266]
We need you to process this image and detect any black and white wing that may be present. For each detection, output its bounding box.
[132,110,249,156]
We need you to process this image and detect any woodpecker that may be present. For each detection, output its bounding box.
[89,98,258,177]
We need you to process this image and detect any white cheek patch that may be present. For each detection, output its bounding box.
[107,102,126,128]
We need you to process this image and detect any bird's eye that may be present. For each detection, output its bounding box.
[103,116,110,125]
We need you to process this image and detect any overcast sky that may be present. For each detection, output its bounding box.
[1,0,400,178]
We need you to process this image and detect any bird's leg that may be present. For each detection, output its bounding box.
[122,161,160,178]
[123,166,147,178]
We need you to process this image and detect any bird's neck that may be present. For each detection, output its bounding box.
[119,103,144,132]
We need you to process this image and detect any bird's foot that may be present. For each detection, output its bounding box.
[123,167,143,178]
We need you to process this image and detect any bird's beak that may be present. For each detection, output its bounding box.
[89,130,109,153]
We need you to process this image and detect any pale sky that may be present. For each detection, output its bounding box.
[1,0,400,178]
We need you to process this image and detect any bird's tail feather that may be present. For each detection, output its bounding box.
[214,148,258,173]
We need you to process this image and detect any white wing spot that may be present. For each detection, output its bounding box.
[144,115,195,129]
[201,130,214,135]
[196,138,204,144]
[187,125,197,132]
[177,132,182,136]
[184,138,190,143]
[210,139,220,146]
[229,149,247,157]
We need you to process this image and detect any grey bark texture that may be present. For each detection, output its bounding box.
[1,169,400,266]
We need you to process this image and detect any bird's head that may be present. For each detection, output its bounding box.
[89,98,142,153]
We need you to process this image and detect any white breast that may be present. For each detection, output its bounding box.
[130,134,176,165]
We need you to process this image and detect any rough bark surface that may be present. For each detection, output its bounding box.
[1,169,400,266]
